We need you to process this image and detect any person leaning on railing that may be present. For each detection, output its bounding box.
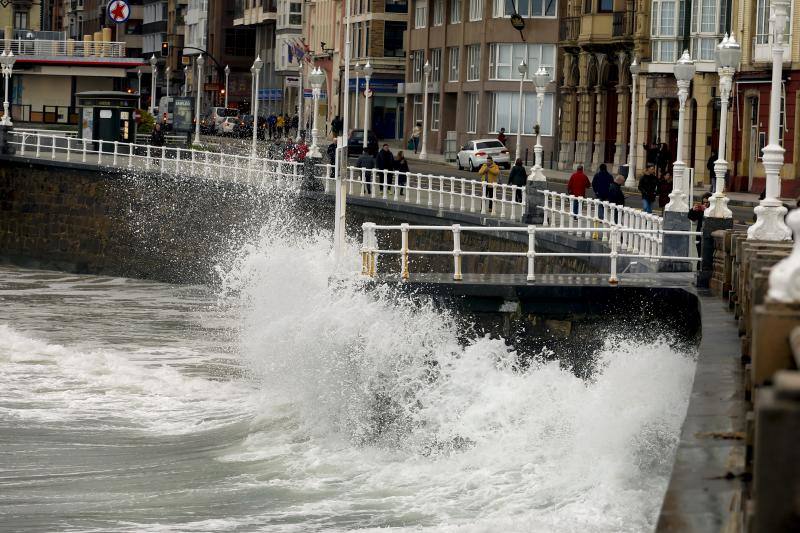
[479,156,501,211]
[394,151,409,195]
[508,158,527,202]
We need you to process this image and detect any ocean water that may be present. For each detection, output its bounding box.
[0,230,696,532]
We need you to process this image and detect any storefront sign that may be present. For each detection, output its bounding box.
[646,77,679,99]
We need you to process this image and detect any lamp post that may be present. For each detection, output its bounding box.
[362,60,373,149]
[250,55,263,155]
[193,54,204,145]
[749,0,793,240]
[165,66,171,102]
[420,60,431,160]
[149,54,158,116]
[183,66,188,97]
[515,60,527,162]
[0,50,14,126]
[309,66,325,158]
[529,66,549,181]
[296,63,303,142]
[334,0,354,264]
[354,62,361,132]
[136,68,142,109]
[707,34,741,219]
[625,57,640,187]
[665,50,695,213]
[224,65,230,108]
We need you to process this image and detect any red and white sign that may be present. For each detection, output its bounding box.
[107,1,131,24]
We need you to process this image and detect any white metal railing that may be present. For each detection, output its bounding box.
[360,223,700,284]
[540,190,664,257]
[5,39,126,58]
[14,127,78,138]
[317,164,527,221]
[8,132,306,186]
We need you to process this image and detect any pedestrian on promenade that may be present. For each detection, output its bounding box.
[479,156,501,212]
[707,150,718,183]
[688,192,712,256]
[607,175,626,223]
[658,171,673,210]
[267,114,277,138]
[592,163,614,219]
[508,158,527,202]
[331,115,343,137]
[567,164,591,216]
[412,122,422,153]
[638,163,659,213]
[356,145,376,194]
[291,114,299,137]
[656,142,671,177]
[376,143,394,190]
[276,114,285,138]
[395,151,409,194]
[497,128,508,146]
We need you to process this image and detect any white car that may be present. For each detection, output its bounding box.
[456,139,511,171]
[220,116,238,135]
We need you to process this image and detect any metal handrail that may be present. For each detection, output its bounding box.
[6,38,126,58]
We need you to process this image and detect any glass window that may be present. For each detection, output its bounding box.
[385,0,408,12]
[598,0,612,11]
[415,1,427,27]
[450,0,462,22]
[488,43,556,80]
[448,46,460,81]
[467,44,481,81]
[384,21,407,57]
[489,92,555,135]
[466,92,479,133]
[431,94,440,130]
[430,48,442,82]
[433,0,444,25]
[492,0,556,16]
[410,50,424,82]
[13,10,28,30]
[413,94,423,124]
[469,0,483,20]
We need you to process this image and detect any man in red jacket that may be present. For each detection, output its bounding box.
[567,164,591,215]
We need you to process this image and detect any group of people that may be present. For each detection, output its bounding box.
[351,144,411,194]
[265,113,300,139]
[636,163,674,213]
[567,164,627,219]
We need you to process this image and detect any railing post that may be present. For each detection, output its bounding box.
[64,137,71,162]
[360,222,370,276]
[35,133,41,158]
[481,182,488,215]
[449,178,455,211]
[160,145,165,174]
[541,191,549,227]
[394,170,400,201]
[584,199,592,239]
[470,181,476,212]
[452,224,463,281]
[50,135,56,160]
[427,175,434,207]
[382,170,388,199]
[459,178,465,212]
[438,177,445,209]
[567,195,575,231]
[145,144,151,170]
[112,141,118,166]
[400,223,410,280]
[559,194,566,227]
[500,185,507,218]
[128,143,133,169]
[491,183,498,216]
[527,225,536,282]
[609,227,619,285]
[98,140,103,165]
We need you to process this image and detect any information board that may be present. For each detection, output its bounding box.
[172,97,194,133]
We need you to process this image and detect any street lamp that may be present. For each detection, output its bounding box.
[296,62,303,142]
[515,60,528,162]
[665,50,695,213]
[529,66,549,182]
[183,66,188,97]
[707,34,741,219]
[309,66,325,158]
[420,60,431,160]
[136,67,142,109]
[149,54,158,116]
[354,62,361,132]
[250,55,263,155]
[194,54,204,145]
[165,66,171,102]
[224,65,230,108]
[0,50,14,127]
[749,0,793,240]
[625,57,640,187]
[362,60,373,149]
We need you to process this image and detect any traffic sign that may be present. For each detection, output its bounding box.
[107,0,131,24]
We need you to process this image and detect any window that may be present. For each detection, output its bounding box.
[413,94,423,124]
[384,21,407,57]
[410,50,425,82]
[431,94,440,130]
[448,46,460,81]
[756,0,791,45]
[598,0,613,12]
[415,1,428,27]
[650,0,686,62]
[14,8,29,28]
[488,43,556,80]
[467,44,481,81]
[433,0,445,24]
[689,0,725,60]
[386,0,409,13]
[469,0,483,20]
[289,2,302,24]
[466,92,479,133]
[451,0,462,22]
[224,28,256,57]
[489,92,555,135]
[493,0,556,17]
[430,48,442,82]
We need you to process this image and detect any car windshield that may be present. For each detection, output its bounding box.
[223,109,239,117]
[476,141,504,149]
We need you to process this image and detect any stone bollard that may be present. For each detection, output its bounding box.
[0,124,16,155]
[697,217,734,288]
[523,179,547,225]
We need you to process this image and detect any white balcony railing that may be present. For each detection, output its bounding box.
[3,39,127,59]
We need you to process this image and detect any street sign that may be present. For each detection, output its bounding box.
[107,0,131,24]
[132,110,141,122]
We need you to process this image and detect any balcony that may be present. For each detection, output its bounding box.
[752,40,791,63]
[578,13,613,43]
[559,17,579,42]
[6,39,127,59]
[612,11,633,38]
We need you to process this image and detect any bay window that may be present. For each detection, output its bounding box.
[489,43,556,81]
[650,0,685,63]
[755,0,792,61]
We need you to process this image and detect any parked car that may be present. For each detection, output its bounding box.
[209,107,239,132]
[347,129,379,156]
[456,139,511,171]
[219,116,238,135]
[233,115,267,139]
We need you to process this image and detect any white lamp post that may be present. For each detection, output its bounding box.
[0,50,14,126]
[149,54,158,116]
[250,55,263,155]
[625,57,640,187]
[749,0,793,240]
[309,66,325,158]
[183,66,188,97]
[362,60,373,149]
[194,54,204,145]
[136,67,142,109]
[165,66,171,102]
[529,66,549,182]
[354,62,361,132]
[334,0,354,263]
[420,60,431,160]
[707,34,741,219]
[224,65,230,108]
[296,63,303,142]
[515,60,527,162]
[665,50,695,213]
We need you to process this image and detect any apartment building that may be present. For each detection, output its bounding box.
[406,0,558,158]
[233,0,280,114]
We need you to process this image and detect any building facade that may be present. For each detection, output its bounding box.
[406,0,558,160]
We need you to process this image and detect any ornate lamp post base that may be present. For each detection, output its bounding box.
[749,143,792,241]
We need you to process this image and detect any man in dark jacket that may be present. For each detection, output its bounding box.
[638,163,659,213]
[607,175,626,223]
[592,163,614,219]
[656,143,671,177]
[507,158,527,202]
[375,143,394,191]
[356,146,376,194]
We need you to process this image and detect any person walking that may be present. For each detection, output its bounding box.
[656,142,671,177]
[395,150,410,195]
[356,146,376,194]
[658,171,673,210]
[592,163,614,219]
[412,122,422,154]
[567,164,591,216]
[706,150,718,184]
[508,158,527,202]
[478,156,501,212]
[607,175,626,223]
[638,163,659,213]
[375,143,394,191]
[267,113,277,138]
[291,114,299,137]
[688,192,712,256]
